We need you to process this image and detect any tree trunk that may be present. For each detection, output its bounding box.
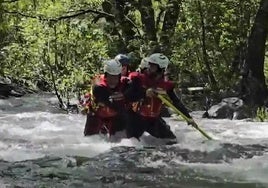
[160,0,181,56]
[0,3,4,76]
[138,0,157,42]
[197,0,217,89]
[114,0,136,51]
[241,0,268,106]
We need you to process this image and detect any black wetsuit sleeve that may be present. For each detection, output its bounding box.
[166,89,192,118]
[123,77,145,102]
[92,85,122,112]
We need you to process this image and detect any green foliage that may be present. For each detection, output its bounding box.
[171,0,259,89]
[256,107,268,122]
[1,0,108,96]
[0,0,265,101]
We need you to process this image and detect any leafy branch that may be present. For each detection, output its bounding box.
[2,0,19,3]
[3,7,114,22]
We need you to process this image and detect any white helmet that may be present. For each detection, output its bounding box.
[139,57,149,69]
[103,59,122,75]
[147,53,170,69]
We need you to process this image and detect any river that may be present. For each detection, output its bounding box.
[0,93,268,187]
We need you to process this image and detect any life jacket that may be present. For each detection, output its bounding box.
[80,75,102,113]
[129,72,174,118]
[90,74,127,119]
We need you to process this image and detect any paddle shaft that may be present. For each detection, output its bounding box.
[157,94,212,140]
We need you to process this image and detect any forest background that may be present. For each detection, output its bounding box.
[1,0,268,112]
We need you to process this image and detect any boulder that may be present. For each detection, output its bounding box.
[0,77,31,98]
[0,83,13,97]
[205,97,251,119]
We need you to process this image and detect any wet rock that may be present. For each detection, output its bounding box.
[205,97,252,119]
[0,83,13,97]
[0,77,35,98]
[9,89,25,97]
[1,144,268,187]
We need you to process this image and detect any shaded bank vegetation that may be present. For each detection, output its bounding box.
[0,0,268,113]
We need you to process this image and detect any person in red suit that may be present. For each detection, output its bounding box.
[127,53,195,143]
[114,54,131,77]
[83,59,130,136]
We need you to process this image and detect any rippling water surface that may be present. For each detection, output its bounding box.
[0,93,268,187]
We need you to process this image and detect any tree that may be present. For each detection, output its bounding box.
[240,0,268,106]
[1,0,266,110]
[96,0,182,56]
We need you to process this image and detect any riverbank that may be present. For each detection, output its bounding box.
[0,77,36,99]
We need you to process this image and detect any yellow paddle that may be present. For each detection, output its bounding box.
[157,94,213,140]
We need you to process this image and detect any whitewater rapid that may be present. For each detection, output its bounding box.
[1,94,268,187]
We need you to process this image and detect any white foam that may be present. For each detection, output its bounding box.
[1,105,268,187]
[169,153,268,184]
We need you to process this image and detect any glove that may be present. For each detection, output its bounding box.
[155,88,166,95]
[81,107,88,115]
[187,118,198,128]
[146,88,156,98]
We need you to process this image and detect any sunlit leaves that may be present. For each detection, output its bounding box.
[0,0,265,96]
[171,0,260,89]
[1,0,108,96]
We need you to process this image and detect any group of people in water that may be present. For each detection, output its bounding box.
[80,53,196,143]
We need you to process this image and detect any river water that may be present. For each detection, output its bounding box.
[0,93,268,187]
